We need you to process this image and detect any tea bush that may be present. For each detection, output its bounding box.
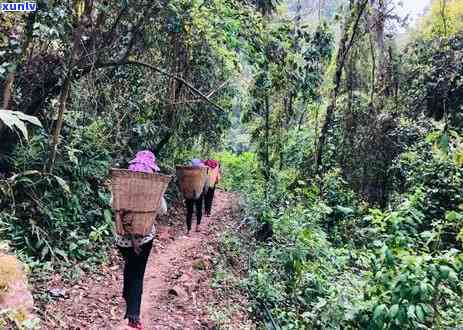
[217,148,463,329]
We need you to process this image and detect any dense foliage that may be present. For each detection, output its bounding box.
[215,0,463,328]
[0,0,262,266]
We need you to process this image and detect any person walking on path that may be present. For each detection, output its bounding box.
[204,159,220,217]
[184,158,207,235]
[115,150,167,330]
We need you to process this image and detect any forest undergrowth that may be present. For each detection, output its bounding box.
[1,0,463,329]
[215,145,463,329]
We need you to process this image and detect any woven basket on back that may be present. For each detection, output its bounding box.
[207,166,220,188]
[111,169,172,236]
[176,166,208,200]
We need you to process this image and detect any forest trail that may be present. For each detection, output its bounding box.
[40,191,252,330]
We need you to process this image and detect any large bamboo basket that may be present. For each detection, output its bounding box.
[207,166,220,188]
[111,169,172,236]
[176,166,208,200]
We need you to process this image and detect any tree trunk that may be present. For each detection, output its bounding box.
[315,0,368,176]
[46,66,73,173]
[264,95,270,183]
[371,0,387,101]
[46,1,89,173]
[2,72,15,110]
[368,25,376,104]
[0,8,36,125]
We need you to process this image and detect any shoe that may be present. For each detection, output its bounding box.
[128,320,143,329]
[195,225,201,232]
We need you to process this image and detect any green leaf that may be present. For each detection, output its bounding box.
[407,305,416,319]
[54,248,69,261]
[385,249,395,266]
[14,111,42,127]
[7,170,41,182]
[52,175,71,194]
[373,304,387,321]
[0,110,42,140]
[426,131,440,144]
[411,285,420,297]
[420,281,429,297]
[41,245,50,260]
[103,209,112,223]
[98,191,111,204]
[448,270,458,283]
[336,205,354,215]
[14,119,28,139]
[420,304,433,316]
[439,132,449,154]
[0,110,17,130]
[389,304,399,319]
[439,265,452,279]
[416,304,425,322]
[446,211,462,221]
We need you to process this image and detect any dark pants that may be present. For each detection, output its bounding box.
[204,186,216,215]
[185,194,203,232]
[118,240,153,321]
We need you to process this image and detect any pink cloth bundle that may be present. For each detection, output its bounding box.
[204,159,219,169]
[128,150,160,173]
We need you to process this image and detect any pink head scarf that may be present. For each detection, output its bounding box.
[128,150,160,173]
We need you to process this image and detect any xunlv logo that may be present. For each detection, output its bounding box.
[1,2,37,12]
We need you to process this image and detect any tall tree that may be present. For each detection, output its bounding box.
[315,0,369,175]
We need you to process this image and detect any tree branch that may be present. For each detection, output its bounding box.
[206,80,230,98]
[93,60,227,112]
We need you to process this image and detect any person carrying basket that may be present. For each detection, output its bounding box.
[176,159,208,235]
[186,158,208,234]
[204,159,220,217]
[113,150,168,330]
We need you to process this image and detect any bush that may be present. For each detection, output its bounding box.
[214,151,263,193]
[391,137,463,249]
[0,120,113,264]
[357,248,463,329]
[220,147,463,329]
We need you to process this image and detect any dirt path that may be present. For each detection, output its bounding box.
[39,191,252,330]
